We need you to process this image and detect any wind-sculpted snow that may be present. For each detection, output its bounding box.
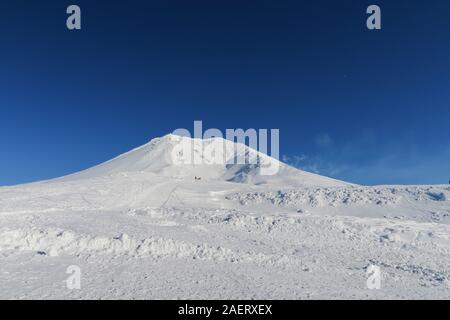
[128,206,450,250]
[0,227,306,269]
[226,185,450,208]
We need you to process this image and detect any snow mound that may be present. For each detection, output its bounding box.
[0,227,304,268]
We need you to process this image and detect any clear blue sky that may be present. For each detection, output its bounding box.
[1,0,450,185]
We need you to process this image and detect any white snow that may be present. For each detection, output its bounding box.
[0,134,449,299]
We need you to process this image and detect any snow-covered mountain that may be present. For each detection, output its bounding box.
[60,134,348,187]
[0,134,449,299]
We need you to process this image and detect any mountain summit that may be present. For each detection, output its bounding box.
[61,134,348,187]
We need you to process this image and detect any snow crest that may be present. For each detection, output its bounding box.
[227,186,450,208]
[0,227,305,269]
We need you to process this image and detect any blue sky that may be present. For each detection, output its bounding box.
[1,0,450,185]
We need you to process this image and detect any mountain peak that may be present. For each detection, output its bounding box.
[60,134,349,187]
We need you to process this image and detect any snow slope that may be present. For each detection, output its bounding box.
[58,134,348,187]
[0,134,449,299]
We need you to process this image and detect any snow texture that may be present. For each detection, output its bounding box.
[0,134,449,299]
